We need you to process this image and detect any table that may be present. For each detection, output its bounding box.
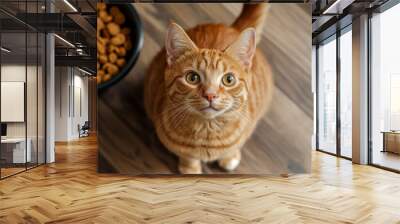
[1,138,31,164]
[381,131,400,154]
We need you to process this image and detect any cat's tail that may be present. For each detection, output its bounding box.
[232,4,268,44]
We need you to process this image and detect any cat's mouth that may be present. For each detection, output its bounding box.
[200,105,221,112]
[198,104,226,118]
[194,101,228,118]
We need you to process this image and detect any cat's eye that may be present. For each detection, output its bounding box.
[222,73,236,87]
[185,71,201,85]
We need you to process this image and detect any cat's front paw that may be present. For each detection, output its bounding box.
[218,157,240,171]
[178,164,202,174]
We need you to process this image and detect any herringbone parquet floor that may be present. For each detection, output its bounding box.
[1,136,400,223]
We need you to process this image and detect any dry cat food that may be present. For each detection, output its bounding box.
[97,3,132,84]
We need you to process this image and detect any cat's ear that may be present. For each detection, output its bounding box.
[225,28,256,71]
[165,23,198,66]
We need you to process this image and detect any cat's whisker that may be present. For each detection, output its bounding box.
[168,105,192,128]
[162,105,187,125]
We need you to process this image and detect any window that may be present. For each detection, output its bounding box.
[0,0,47,179]
[316,26,353,159]
[370,2,400,171]
[340,28,352,158]
[317,36,337,154]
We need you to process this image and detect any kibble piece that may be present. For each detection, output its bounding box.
[98,69,105,76]
[97,18,104,31]
[98,37,108,45]
[108,44,118,53]
[116,58,126,67]
[103,74,112,82]
[116,47,126,57]
[110,6,125,25]
[111,33,126,46]
[99,10,112,23]
[109,53,118,63]
[107,22,120,36]
[104,63,119,75]
[99,54,108,64]
[97,41,106,54]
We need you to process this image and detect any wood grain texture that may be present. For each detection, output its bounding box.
[98,3,312,174]
[1,136,400,223]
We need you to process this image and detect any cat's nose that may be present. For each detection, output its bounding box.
[203,92,218,102]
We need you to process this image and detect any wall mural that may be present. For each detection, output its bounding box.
[97,3,312,175]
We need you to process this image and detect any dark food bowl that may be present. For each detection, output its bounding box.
[98,4,143,91]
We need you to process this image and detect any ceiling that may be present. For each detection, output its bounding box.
[0,0,96,74]
[312,0,391,44]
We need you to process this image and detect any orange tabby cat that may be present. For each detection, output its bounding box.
[144,4,273,174]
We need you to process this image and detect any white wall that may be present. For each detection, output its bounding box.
[1,65,26,138]
[55,66,70,141]
[1,82,25,122]
[1,65,36,138]
[71,73,89,138]
[54,67,89,141]
[1,65,25,81]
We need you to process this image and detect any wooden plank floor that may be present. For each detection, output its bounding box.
[1,135,400,223]
[98,3,313,174]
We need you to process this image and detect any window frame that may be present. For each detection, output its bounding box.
[315,24,353,161]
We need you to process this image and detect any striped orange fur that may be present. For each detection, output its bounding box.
[144,4,273,174]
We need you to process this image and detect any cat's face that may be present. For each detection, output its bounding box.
[164,23,256,119]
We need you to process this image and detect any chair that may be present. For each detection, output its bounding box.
[78,121,90,138]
